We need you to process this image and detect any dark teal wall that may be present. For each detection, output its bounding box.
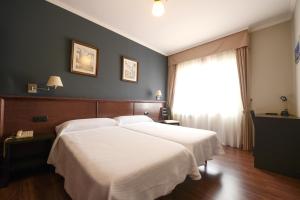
[0,0,167,100]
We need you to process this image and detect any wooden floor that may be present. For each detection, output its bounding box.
[1,147,300,200]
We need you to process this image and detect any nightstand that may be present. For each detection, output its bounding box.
[159,120,180,126]
[159,107,180,126]
[0,133,55,187]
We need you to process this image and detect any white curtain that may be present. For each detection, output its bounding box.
[172,50,243,147]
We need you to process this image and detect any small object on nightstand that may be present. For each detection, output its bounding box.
[16,130,34,138]
[280,109,289,117]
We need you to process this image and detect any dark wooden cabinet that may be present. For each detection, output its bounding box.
[251,113,300,178]
[0,133,55,187]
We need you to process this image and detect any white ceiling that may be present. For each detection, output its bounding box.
[47,0,296,56]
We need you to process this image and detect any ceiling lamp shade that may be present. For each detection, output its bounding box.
[152,0,165,17]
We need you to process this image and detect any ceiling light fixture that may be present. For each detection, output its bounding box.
[152,0,165,17]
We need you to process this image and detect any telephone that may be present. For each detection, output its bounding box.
[16,130,34,138]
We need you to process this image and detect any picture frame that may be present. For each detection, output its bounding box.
[121,56,139,83]
[70,40,99,77]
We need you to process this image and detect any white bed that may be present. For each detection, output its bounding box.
[48,118,201,200]
[115,116,224,166]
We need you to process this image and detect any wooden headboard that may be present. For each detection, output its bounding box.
[0,96,165,139]
[97,100,163,120]
[98,101,134,118]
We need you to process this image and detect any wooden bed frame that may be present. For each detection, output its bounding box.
[0,96,165,140]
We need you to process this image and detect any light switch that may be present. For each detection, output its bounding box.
[28,83,37,93]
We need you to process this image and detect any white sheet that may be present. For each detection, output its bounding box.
[120,122,224,166]
[114,115,153,125]
[48,126,200,200]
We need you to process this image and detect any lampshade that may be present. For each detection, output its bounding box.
[155,90,162,97]
[47,76,63,89]
[152,0,165,17]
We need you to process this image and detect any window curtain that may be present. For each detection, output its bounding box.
[167,64,177,110]
[168,30,249,67]
[172,50,243,147]
[236,47,253,150]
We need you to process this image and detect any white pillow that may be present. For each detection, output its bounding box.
[56,118,117,134]
[114,115,153,125]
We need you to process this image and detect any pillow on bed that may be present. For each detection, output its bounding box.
[114,115,153,125]
[56,118,118,134]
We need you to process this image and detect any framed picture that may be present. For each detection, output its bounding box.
[295,40,300,64]
[71,40,99,77]
[121,56,139,83]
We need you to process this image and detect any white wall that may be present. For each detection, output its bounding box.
[293,0,300,116]
[249,21,295,114]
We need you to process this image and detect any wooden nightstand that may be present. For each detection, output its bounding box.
[0,133,55,187]
[159,120,180,126]
[159,107,180,126]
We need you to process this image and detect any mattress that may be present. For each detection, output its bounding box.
[48,126,200,200]
[120,122,224,165]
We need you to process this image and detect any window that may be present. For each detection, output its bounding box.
[172,50,243,147]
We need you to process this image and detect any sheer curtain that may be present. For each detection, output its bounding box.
[172,50,243,147]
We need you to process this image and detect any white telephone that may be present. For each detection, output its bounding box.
[16,130,34,138]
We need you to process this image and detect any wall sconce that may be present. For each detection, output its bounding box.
[155,90,162,100]
[28,76,63,93]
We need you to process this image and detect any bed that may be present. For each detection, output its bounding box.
[115,116,224,166]
[48,118,201,200]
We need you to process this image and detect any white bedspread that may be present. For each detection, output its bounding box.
[121,122,224,166]
[48,126,200,200]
